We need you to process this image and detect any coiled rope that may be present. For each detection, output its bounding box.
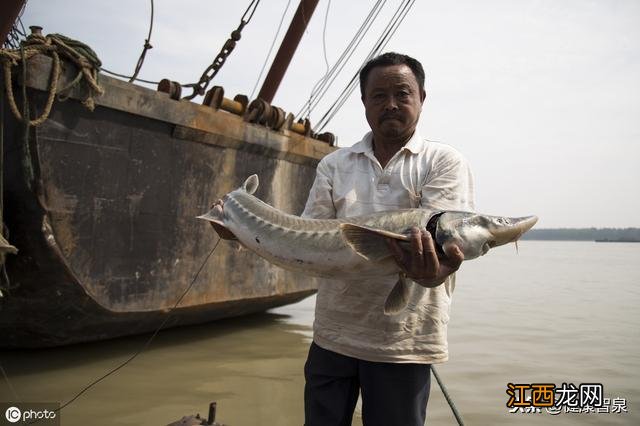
[0,32,104,127]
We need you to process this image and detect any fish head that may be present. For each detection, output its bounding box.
[432,211,538,260]
[196,175,261,241]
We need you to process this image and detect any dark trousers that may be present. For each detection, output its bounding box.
[304,342,431,426]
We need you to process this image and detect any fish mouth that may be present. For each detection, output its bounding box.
[489,215,539,246]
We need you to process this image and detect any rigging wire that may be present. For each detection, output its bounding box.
[314,0,415,132]
[105,0,262,88]
[2,0,27,50]
[321,0,332,73]
[99,67,160,85]
[250,0,292,100]
[96,0,157,85]
[295,0,387,120]
[128,0,155,83]
[241,0,261,23]
[298,0,386,118]
[299,0,333,119]
[0,362,20,400]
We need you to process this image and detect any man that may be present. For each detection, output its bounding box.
[302,52,475,425]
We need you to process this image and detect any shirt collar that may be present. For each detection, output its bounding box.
[348,131,425,155]
[403,130,426,154]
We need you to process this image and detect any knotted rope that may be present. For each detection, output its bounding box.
[0,32,104,127]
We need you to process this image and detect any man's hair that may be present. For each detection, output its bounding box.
[359,52,425,97]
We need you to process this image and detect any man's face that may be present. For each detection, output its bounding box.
[362,64,425,143]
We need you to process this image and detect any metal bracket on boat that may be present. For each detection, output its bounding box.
[291,118,335,146]
[157,79,182,100]
[182,86,335,145]
[166,401,224,426]
[284,113,311,137]
[244,98,286,130]
[202,86,248,116]
[314,132,336,146]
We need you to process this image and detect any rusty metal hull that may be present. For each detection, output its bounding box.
[0,55,334,348]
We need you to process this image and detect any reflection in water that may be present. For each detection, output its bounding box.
[1,241,639,425]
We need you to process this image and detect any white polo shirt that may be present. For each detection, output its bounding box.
[302,130,475,363]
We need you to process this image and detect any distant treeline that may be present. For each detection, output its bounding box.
[521,228,640,241]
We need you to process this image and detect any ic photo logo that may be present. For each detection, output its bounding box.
[5,406,21,423]
[2,404,59,425]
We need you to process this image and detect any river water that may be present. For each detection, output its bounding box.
[1,241,638,425]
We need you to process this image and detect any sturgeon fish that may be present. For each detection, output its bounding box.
[197,175,537,314]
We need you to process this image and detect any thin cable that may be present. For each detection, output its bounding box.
[128,0,155,83]
[250,0,292,100]
[322,0,331,71]
[0,362,20,400]
[53,238,220,414]
[315,0,415,132]
[295,0,387,119]
[2,1,28,49]
[99,67,160,85]
[431,365,465,425]
[241,0,261,24]
[301,0,385,116]
[320,0,332,78]
[300,0,332,119]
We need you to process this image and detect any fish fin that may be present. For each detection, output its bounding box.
[242,175,259,195]
[340,223,409,261]
[384,274,413,315]
[196,209,238,241]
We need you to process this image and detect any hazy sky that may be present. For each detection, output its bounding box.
[21,0,640,228]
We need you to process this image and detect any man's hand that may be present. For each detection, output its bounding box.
[209,199,238,241]
[386,227,463,288]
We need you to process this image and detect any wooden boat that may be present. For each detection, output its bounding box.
[0,1,336,347]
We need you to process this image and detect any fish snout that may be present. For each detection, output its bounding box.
[489,215,538,246]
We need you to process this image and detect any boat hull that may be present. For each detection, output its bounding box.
[0,55,333,347]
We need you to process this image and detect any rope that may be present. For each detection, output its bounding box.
[0,32,105,127]
[0,60,4,231]
[431,365,465,425]
[1,47,60,127]
[19,46,34,187]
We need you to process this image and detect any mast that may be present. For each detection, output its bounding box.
[257,0,319,103]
